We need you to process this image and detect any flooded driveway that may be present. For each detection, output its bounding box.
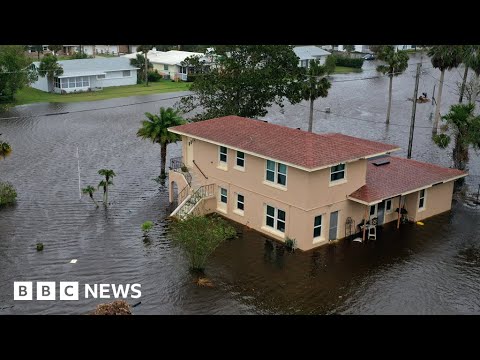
[1,53,480,314]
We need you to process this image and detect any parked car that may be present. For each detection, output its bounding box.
[363,54,375,60]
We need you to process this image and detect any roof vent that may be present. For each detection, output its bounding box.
[372,159,390,166]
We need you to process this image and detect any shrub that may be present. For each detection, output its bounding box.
[169,214,236,271]
[0,182,17,206]
[285,237,297,251]
[186,74,197,82]
[334,55,364,68]
[141,220,154,233]
[70,52,89,59]
[147,70,162,82]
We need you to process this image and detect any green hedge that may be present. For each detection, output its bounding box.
[334,56,364,68]
[147,70,162,82]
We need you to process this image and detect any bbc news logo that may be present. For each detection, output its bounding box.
[14,282,141,300]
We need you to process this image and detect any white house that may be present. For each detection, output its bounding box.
[395,45,414,51]
[82,45,129,56]
[123,49,205,81]
[336,45,372,53]
[31,57,139,93]
[293,46,331,68]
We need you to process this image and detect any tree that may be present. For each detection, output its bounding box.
[169,214,236,271]
[376,45,409,124]
[300,59,332,132]
[343,45,355,57]
[30,45,43,60]
[98,169,116,205]
[428,45,463,135]
[0,45,37,102]
[82,185,99,207]
[463,45,480,106]
[137,107,185,180]
[0,141,12,159]
[48,45,62,55]
[129,54,152,83]
[136,45,153,86]
[433,103,480,171]
[176,45,304,120]
[37,54,63,92]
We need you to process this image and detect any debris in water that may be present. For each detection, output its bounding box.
[196,277,214,287]
[416,221,424,226]
[36,243,44,251]
[93,300,131,315]
[70,259,77,264]
[132,301,142,308]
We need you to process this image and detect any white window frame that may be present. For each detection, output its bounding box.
[234,193,244,216]
[220,187,228,204]
[218,146,228,169]
[164,64,168,71]
[235,151,245,171]
[329,163,347,186]
[97,74,106,79]
[418,189,427,211]
[313,215,323,241]
[265,160,287,188]
[264,205,286,234]
[122,70,131,77]
[385,198,393,214]
[217,187,228,214]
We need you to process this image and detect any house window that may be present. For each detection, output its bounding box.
[266,160,287,186]
[370,205,376,216]
[419,189,426,209]
[236,151,245,168]
[164,64,168,71]
[330,163,346,182]
[313,215,322,238]
[54,77,60,88]
[122,70,131,77]
[220,187,228,204]
[265,205,286,233]
[219,146,227,164]
[236,194,244,211]
[97,74,106,79]
[179,66,187,74]
[385,199,392,213]
[61,78,68,88]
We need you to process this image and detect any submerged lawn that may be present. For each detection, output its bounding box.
[334,66,363,74]
[13,81,191,105]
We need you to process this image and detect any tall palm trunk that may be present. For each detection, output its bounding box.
[308,96,314,132]
[433,69,445,135]
[160,142,167,179]
[90,193,99,207]
[386,74,393,124]
[453,133,469,170]
[459,66,469,103]
[145,53,149,86]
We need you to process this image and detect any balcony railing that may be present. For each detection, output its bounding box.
[169,156,192,186]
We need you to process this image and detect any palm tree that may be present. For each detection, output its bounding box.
[98,169,116,205]
[137,45,153,86]
[137,107,186,179]
[428,45,463,135]
[48,45,62,56]
[376,45,409,124]
[82,185,99,207]
[0,141,12,159]
[37,54,63,92]
[129,54,153,83]
[343,45,355,57]
[300,59,332,132]
[433,103,480,171]
[463,45,480,106]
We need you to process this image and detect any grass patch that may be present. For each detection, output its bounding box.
[334,66,363,74]
[12,80,191,106]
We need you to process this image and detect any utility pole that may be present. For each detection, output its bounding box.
[407,63,422,159]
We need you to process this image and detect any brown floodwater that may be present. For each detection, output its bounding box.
[1,53,480,314]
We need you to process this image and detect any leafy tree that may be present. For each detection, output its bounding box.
[301,59,332,132]
[0,141,12,159]
[129,54,153,83]
[82,185,99,207]
[324,54,336,74]
[433,103,480,170]
[98,169,116,205]
[48,45,62,55]
[428,45,463,134]
[137,107,185,179]
[463,45,480,106]
[180,55,209,74]
[30,45,43,60]
[169,214,236,271]
[176,45,304,120]
[343,45,355,56]
[137,45,153,86]
[0,45,37,102]
[376,45,409,124]
[37,54,63,92]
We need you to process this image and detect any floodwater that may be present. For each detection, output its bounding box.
[1,53,480,314]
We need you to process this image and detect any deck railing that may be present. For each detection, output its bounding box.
[169,156,192,185]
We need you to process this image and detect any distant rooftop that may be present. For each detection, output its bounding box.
[32,57,138,78]
[168,116,399,171]
[293,46,331,60]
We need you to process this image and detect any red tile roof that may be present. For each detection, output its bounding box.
[169,116,399,170]
[348,156,467,204]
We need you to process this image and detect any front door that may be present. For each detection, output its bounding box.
[369,204,377,221]
[377,201,385,225]
[329,211,339,241]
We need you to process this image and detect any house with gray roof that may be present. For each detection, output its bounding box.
[293,46,331,68]
[31,57,139,93]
